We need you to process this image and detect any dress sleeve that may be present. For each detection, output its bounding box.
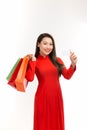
[58,57,76,79]
[25,60,36,81]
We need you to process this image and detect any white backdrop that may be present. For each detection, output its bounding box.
[0,0,87,130]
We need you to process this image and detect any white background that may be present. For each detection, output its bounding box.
[0,0,87,130]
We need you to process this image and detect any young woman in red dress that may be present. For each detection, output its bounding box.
[25,33,77,130]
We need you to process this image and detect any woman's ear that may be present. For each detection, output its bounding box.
[37,42,40,47]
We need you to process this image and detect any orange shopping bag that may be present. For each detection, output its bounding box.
[15,56,29,92]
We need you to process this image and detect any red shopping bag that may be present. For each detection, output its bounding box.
[7,58,23,88]
[15,56,29,92]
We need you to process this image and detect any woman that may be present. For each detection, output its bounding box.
[25,33,77,130]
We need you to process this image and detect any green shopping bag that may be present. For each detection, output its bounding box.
[6,58,20,81]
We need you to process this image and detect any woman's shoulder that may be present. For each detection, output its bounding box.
[57,57,64,64]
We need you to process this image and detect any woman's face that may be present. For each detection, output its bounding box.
[38,37,53,57]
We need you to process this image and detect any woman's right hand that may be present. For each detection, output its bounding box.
[70,51,77,68]
[26,54,36,61]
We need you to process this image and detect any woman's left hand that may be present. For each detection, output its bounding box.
[70,51,77,68]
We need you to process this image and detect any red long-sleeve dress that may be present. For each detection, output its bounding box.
[25,55,76,130]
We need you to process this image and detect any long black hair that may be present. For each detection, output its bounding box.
[35,33,64,76]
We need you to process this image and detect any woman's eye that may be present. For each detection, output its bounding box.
[43,42,47,45]
[50,43,53,46]
[43,42,53,46]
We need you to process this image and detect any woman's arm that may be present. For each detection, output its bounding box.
[62,64,76,79]
[25,54,36,81]
[58,51,77,79]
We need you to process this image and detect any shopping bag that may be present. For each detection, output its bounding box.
[15,56,29,92]
[7,58,23,88]
[6,58,20,81]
